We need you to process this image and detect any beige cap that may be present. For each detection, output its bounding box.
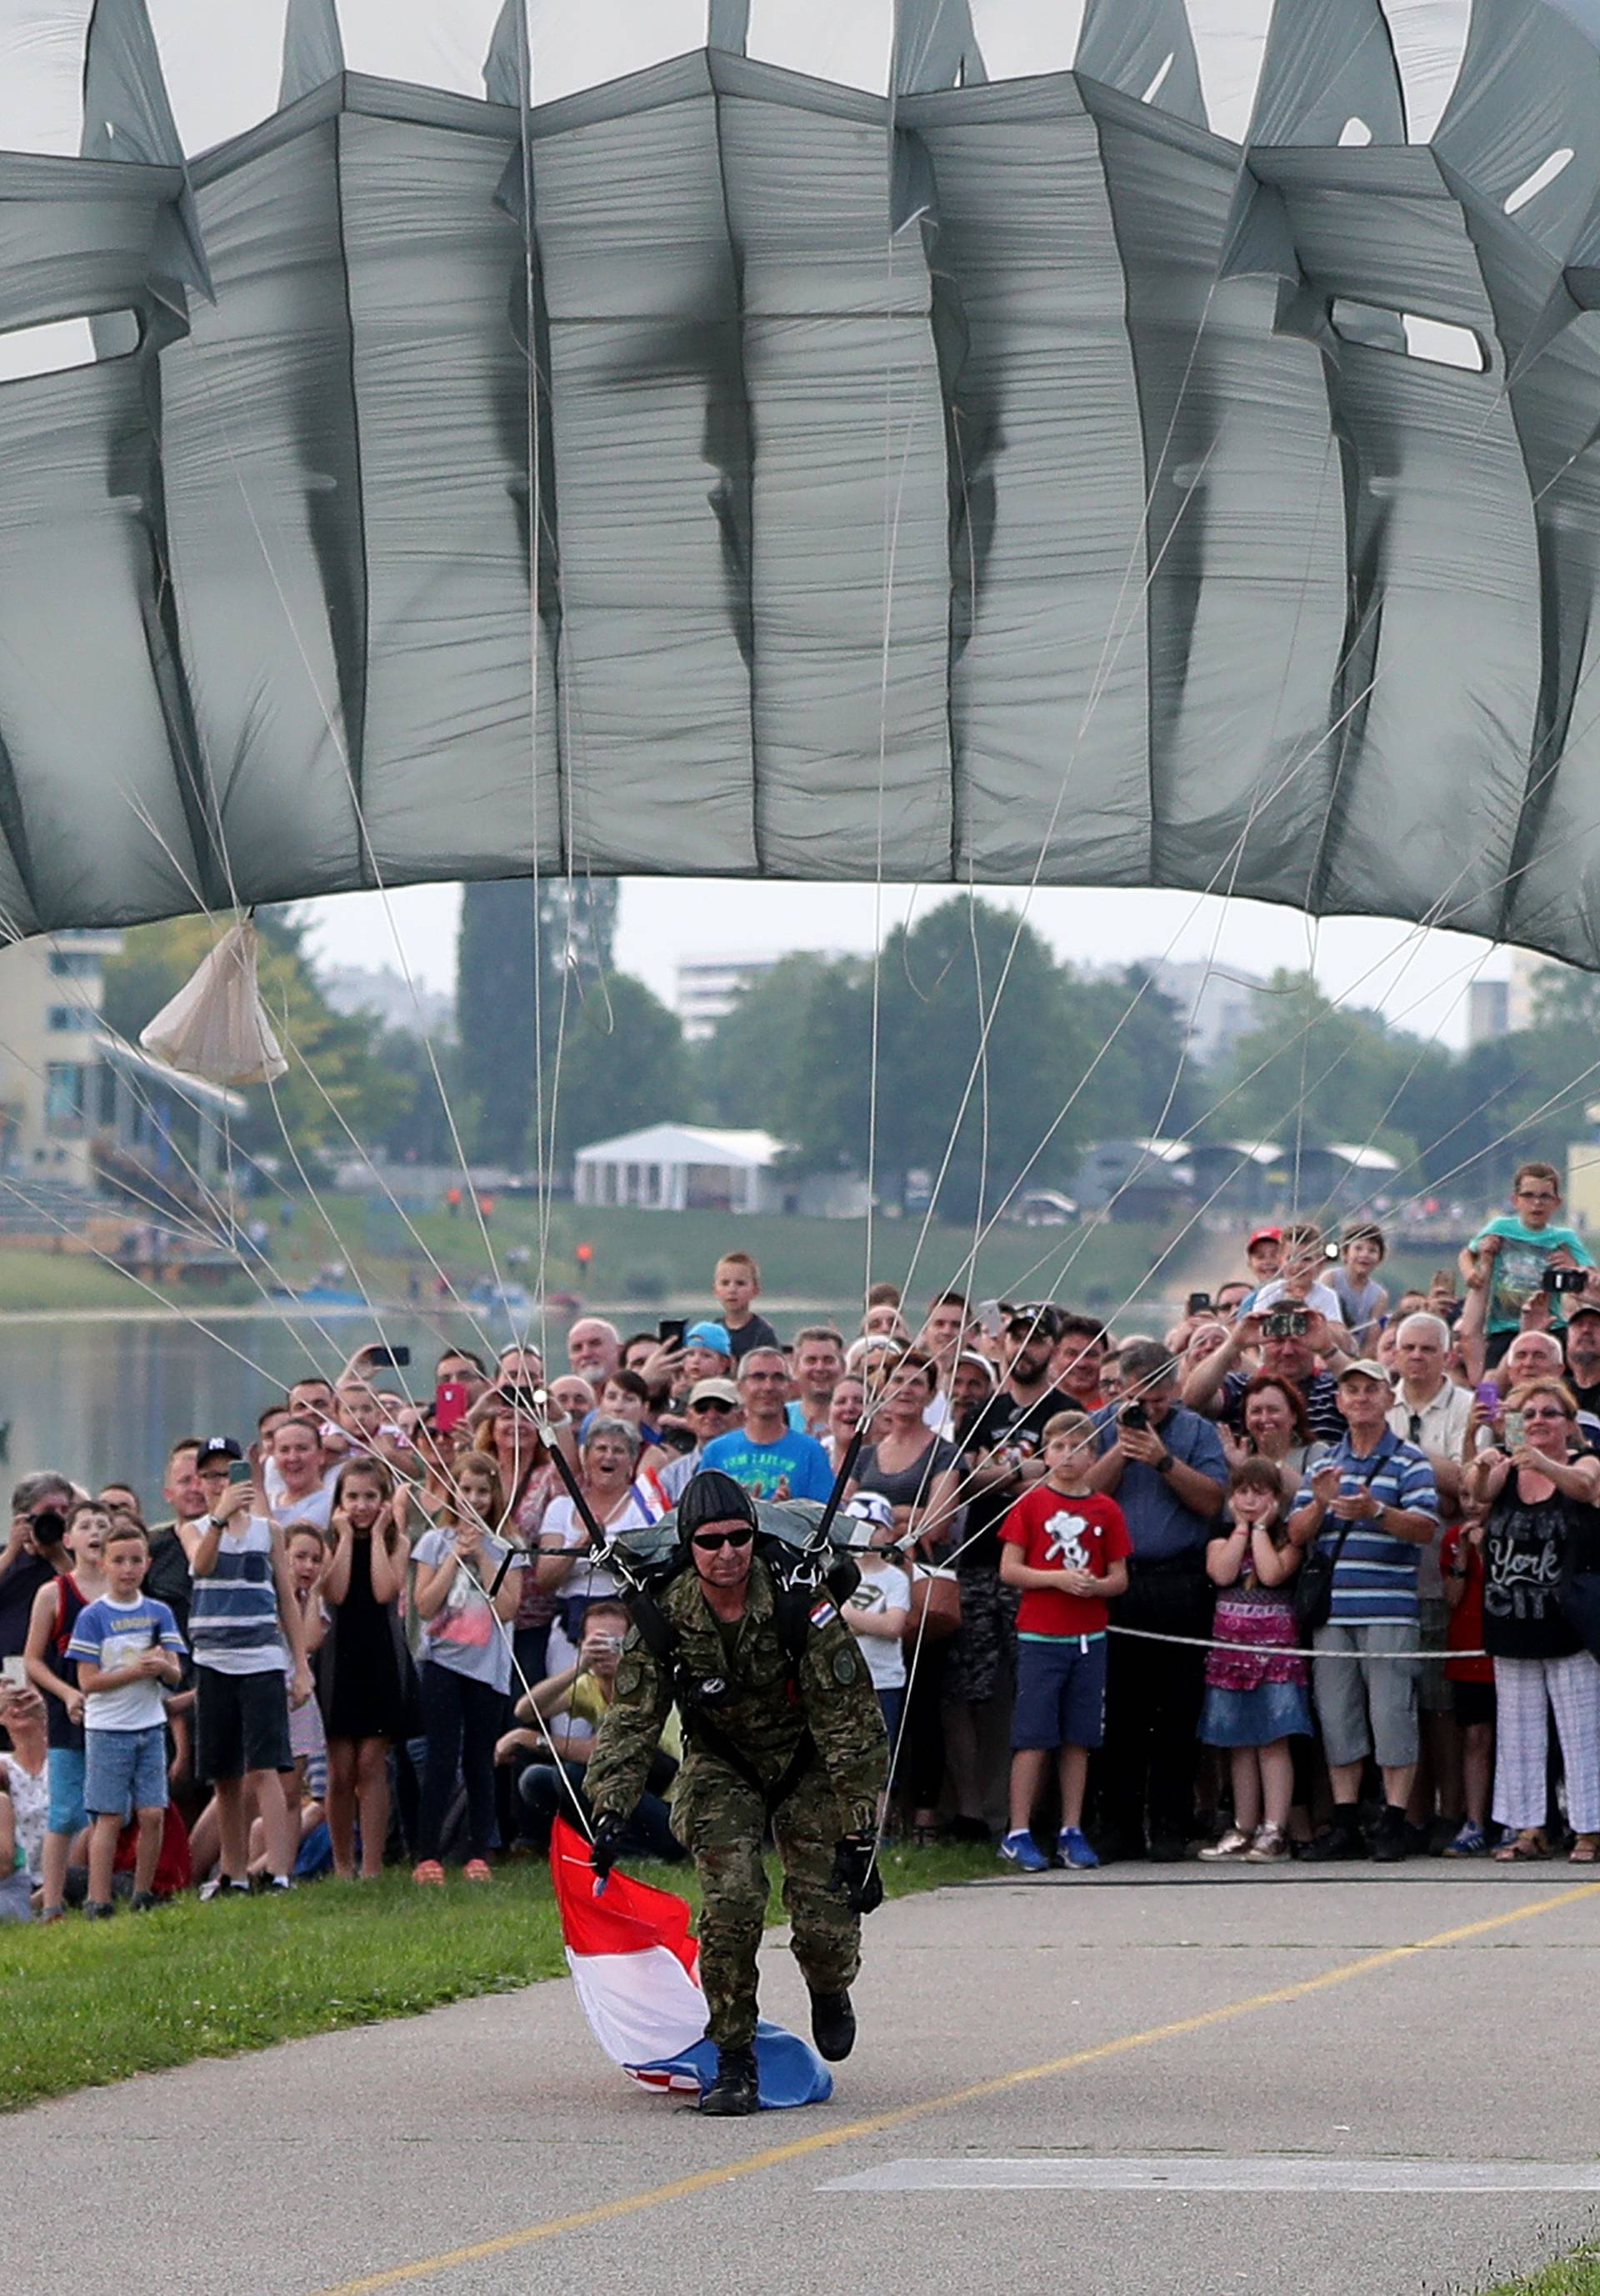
[1337,1358,1391,1385]
[688,1378,741,1407]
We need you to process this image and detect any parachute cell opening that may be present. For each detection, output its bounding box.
[0,309,142,386]
[1328,299,1488,373]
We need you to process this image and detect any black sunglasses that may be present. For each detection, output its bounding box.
[691,1526,755,1553]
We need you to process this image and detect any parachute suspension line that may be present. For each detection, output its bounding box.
[106,786,518,1375]
[0,1165,326,1390]
[512,0,555,1375]
[110,791,466,1390]
[863,33,903,1316]
[888,433,1221,1326]
[962,917,1520,1370]
[177,320,522,1360]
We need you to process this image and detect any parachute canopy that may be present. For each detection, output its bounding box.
[3,3,1600,956]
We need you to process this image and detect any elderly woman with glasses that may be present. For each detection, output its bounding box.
[1466,1377,1600,1863]
[536,1415,660,1669]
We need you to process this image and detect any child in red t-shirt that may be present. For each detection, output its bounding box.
[998,1412,1132,1871]
[1441,1517,1494,1855]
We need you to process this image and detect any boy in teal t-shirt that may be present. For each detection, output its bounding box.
[1461,1159,1592,1346]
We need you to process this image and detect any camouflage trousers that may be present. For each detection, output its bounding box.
[677,1760,861,2050]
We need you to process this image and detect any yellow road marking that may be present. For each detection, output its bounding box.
[309,1880,1600,2296]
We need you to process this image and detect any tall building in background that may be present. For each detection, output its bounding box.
[1147,958,1267,1070]
[675,951,850,1041]
[1467,950,1557,1046]
[675,953,782,1041]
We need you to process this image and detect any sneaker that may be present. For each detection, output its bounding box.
[1056,1827,1100,1869]
[1444,1821,1488,1858]
[1198,1827,1252,1862]
[268,1874,292,1892]
[82,1900,113,1919]
[998,1829,1051,1873]
[38,1905,63,1925]
[1244,1824,1290,1864]
[198,1876,250,1902]
[129,1890,160,1913]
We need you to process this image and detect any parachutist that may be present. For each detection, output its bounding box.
[584,1470,888,2113]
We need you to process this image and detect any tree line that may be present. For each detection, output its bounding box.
[103,891,1600,1220]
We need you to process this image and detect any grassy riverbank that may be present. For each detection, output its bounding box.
[1,1200,1193,1322]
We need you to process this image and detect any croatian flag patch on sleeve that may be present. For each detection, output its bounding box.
[809,1599,837,1627]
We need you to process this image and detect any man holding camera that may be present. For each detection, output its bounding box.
[1182,1301,1353,1441]
[1089,1342,1228,1860]
[0,1474,77,1660]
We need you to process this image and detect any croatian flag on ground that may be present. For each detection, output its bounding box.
[550,1817,832,2109]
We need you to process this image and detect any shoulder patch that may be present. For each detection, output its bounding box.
[614,1654,647,1698]
[809,1598,838,1629]
[832,1645,861,1686]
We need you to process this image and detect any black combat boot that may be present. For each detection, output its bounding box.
[809,1988,856,2062]
[699,2044,759,2115]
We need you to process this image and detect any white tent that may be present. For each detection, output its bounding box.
[572,1123,785,1214]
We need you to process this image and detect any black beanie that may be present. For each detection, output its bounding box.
[677,1470,758,1539]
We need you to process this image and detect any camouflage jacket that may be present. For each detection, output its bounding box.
[585,1557,888,1836]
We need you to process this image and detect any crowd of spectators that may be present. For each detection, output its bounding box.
[4,1185,1600,1914]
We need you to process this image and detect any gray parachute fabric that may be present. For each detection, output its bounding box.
[2,2,1600,959]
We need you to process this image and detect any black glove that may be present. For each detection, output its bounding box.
[589,1813,625,1891]
[831,1833,883,1918]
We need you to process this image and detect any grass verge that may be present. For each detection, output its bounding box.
[0,1839,992,2114]
[1482,2254,1600,2295]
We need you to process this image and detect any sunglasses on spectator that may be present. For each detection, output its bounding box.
[690,1400,736,1413]
[691,1527,755,1552]
[1522,1407,1569,1421]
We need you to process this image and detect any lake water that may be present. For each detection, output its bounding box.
[0,1300,852,1508]
[0,1308,528,1507]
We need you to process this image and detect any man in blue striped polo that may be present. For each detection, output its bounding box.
[1288,1360,1438,1863]
[186,1436,314,1898]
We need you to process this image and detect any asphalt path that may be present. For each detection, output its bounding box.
[5,1865,1598,2296]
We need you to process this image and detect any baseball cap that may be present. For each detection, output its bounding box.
[1566,1298,1600,1320]
[683,1319,732,1355]
[1336,1358,1391,1385]
[1248,1225,1282,1249]
[1004,1303,1062,1342]
[196,1435,243,1469]
[843,1491,896,1546]
[688,1377,740,1407]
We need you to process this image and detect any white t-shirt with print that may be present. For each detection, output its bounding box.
[844,1559,910,1690]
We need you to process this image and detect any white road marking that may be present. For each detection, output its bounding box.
[821,2158,1600,2194]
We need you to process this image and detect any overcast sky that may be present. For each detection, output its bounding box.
[302,877,1508,1052]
